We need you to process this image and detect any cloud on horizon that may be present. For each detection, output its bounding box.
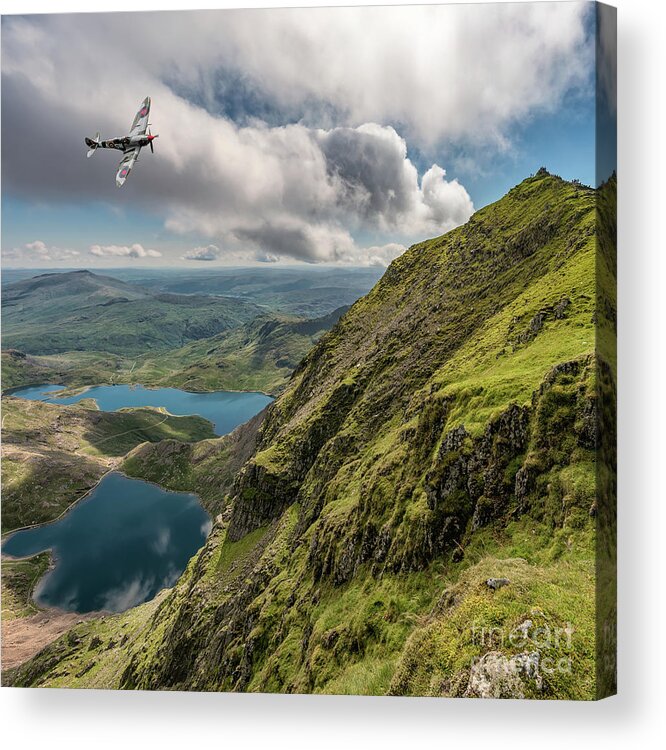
[181,244,221,261]
[89,243,162,258]
[4,240,81,264]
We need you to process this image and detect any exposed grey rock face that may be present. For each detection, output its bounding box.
[465,650,542,698]
[486,577,511,591]
[554,297,571,319]
[305,356,596,587]
[510,296,571,347]
[516,619,533,638]
[229,378,362,541]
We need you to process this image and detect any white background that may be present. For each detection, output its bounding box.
[1,0,664,747]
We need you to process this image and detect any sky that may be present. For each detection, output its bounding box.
[1,3,601,269]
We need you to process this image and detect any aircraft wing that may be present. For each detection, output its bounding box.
[116,147,141,187]
[128,96,151,137]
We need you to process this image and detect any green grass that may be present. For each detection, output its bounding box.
[428,245,595,436]
[1,350,61,390]
[389,521,595,699]
[1,397,215,532]
[2,270,261,356]
[122,408,263,517]
[3,590,170,688]
[2,310,344,397]
[216,526,269,574]
[1,552,51,621]
[8,515,595,697]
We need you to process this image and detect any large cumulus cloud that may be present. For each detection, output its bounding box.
[1,5,592,264]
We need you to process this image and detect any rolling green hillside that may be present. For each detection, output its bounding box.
[122,410,266,518]
[5,172,615,698]
[1,270,262,356]
[128,307,350,394]
[1,349,63,390]
[2,307,347,395]
[0,397,215,532]
[106,267,383,318]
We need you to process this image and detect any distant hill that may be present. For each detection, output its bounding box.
[2,269,150,308]
[1,270,263,356]
[1,305,349,395]
[143,306,351,394]
[105,266,384,317]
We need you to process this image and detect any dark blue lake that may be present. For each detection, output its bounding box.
[9,383,273,436]
[2,473,211,613]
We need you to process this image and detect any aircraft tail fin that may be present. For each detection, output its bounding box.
[85,132,101,158]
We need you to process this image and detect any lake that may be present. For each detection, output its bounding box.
[2,473,211,613]
[9,383,273,436]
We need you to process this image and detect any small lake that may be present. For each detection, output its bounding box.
[2,473,211,613]
[9,383,273,436]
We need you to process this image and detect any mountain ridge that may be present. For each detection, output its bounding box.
[1,269,264,356]
[2,268,151,305]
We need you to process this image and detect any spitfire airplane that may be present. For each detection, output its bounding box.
[85,97,158,187]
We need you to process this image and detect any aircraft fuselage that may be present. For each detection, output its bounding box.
[85,133,155,152]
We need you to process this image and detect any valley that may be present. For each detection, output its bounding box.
[2,306,350,396]
[0,265,372,669]
[1,270,263,356]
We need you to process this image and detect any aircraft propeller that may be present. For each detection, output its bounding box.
[147,128,159,154]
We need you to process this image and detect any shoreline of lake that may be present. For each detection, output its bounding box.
[2,472,212,615]
[5,383,274,437]
[2,380,277,399]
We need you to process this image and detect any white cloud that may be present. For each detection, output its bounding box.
[1,5,592,264]
[25,240,48,253]
[125,4,591,148]
[152,528,171,556]
[3,240,80,263]
[41,4,586,149]
[100,576,155,612]
[346,243,408,268]
[89,243,162,258]
[255,252,279,264]
[181,244,221,261]
[158,122,473,262]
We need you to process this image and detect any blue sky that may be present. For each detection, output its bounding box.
[1,3,600,268]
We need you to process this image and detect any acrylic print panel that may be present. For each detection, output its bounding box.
[1,2,616,699]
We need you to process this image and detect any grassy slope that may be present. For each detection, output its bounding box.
[1,350,64,390]
[2,552,51,621]
[122,308,348,395]
[2,309,347,396]
[2,590,170,688]
[2,270,262,356]
[121,410,266,518]
[7,173,613,698]
[1,397,215,532]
